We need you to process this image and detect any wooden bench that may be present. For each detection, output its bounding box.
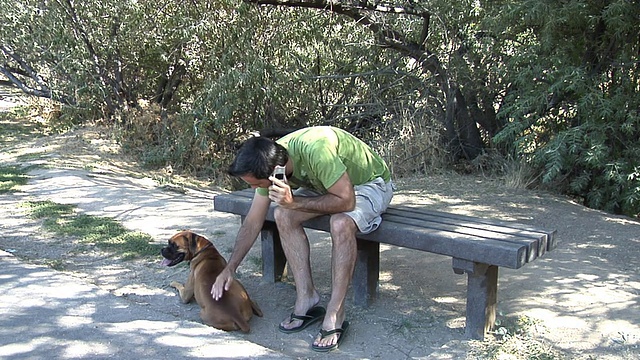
[213,188,557,340]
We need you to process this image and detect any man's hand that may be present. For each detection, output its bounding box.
[211,267,235,300]
[268,176,293,207]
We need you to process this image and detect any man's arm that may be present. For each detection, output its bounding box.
[270,172,355,214]
[211,191,271,300]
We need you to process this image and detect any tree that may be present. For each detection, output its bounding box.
[0,0,224,120]
[490,0,640,216]
[243,0,490,159]
[1,0,492,160]
[2,0,638,216]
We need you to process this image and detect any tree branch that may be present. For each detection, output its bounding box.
[246,0,444,86]
[1,45,50,92]
[0,45,53,99]
[0,79,15,87]
[419,12,430,45]
[250,0,428,17]
[57,0,120,113]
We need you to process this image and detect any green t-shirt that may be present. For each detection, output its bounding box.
[257,126,390,196]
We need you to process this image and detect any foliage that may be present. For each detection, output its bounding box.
[116,2,450,182]
[2,0,639,217]
[0,165,30,193]
[0,0,236,118]
[23,200,160,259]
[489,0,640,216]
[470,315,564,360]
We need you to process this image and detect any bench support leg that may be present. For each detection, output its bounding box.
[259,222,286,283]
[465,264,498,340]
[453,259,498,340]
[353,239,379,307]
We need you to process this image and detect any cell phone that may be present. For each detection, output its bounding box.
[272,165,287,183]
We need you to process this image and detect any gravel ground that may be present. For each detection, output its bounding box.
[1,113,639,359]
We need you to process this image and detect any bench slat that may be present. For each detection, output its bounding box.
[351,219,528,269]
[214,190,535,269]
[263,211,527,269]
[386,207,557,251]
[381,213,540,263]
[382,208,552,261]
[213,189,556,252]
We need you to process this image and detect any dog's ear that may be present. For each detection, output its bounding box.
[188,232,199,254]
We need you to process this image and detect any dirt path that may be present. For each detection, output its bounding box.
[1,118,639,359]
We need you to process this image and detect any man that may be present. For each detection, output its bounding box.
[211,126,393,352]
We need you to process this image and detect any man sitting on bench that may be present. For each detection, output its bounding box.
[210,126,394,352]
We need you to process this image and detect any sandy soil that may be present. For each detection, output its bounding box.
[1,116,639,359]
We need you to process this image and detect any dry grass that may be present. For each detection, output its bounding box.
[371,109,451,178]
[118,101,233,186]
[468,315,565,360]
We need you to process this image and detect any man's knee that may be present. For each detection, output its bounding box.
[274,206,292,226]
[274,206,307,228]
[330,213,357,236]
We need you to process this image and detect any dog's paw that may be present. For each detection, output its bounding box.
[170,281,182,289]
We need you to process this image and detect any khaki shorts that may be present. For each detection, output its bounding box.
[293,177,394,234]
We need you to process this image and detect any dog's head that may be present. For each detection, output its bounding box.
[161,230,213,267]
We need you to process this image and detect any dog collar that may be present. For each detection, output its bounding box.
[192,243,213,258]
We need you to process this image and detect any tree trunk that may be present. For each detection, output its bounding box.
[153,63,186,108]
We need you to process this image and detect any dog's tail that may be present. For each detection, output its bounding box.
[251,299,263,317]
[232,299,262,333]
[234,312,251,333]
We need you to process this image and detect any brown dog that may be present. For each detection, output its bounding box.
[161,230,263,332]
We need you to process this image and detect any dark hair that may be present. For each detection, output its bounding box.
[227,136,288,179]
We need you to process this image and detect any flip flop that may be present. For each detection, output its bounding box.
[311,320,349,352]
[278,306,326,334]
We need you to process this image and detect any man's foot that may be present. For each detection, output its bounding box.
[312,321,350,352]
[279,292,321,331]
[278,306,326,333]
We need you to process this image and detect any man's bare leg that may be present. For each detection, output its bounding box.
[274,207,322,330]
[313,213,357,348]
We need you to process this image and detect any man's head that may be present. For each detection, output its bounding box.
[228,136,288,181]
